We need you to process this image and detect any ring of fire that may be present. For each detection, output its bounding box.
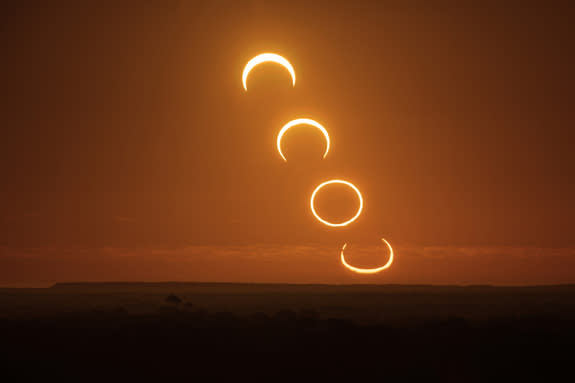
[277,118,330,162]
[340,238,394,274]
[310,179,363,227]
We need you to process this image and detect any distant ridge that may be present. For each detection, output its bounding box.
[50,281,575,291]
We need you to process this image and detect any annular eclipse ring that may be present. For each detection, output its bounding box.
[310,179,363,227]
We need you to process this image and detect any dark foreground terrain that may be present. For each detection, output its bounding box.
[1,283,574,381]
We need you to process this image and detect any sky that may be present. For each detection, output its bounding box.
[1,1,574,285]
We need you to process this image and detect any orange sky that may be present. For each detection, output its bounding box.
[2,244,575,287]
[1,1,574,285]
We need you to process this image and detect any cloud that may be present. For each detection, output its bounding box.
[1,244,574,286]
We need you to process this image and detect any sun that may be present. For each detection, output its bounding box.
[340,238,394,274]
[310,179,363,227]
[242,53,296,91]
[276,118,330,162]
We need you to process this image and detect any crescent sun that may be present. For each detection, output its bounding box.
[340,238,394,274]
[277,118,330,162]
[242,53,296,91]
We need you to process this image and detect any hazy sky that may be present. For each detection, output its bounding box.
[1,1,574,285]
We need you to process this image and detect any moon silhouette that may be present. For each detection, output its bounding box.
[310,179,363,227]
[242,53,296,91]
[277,118,330,162]
[340,238,394,274]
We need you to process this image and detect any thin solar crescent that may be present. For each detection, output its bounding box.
[242,53,296,91]
[340,238,394,274]
[276,118,330,162]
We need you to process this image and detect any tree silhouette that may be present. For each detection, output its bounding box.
[165,294,182,305]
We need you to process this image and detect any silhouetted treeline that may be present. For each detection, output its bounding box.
[1,299,574,381]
